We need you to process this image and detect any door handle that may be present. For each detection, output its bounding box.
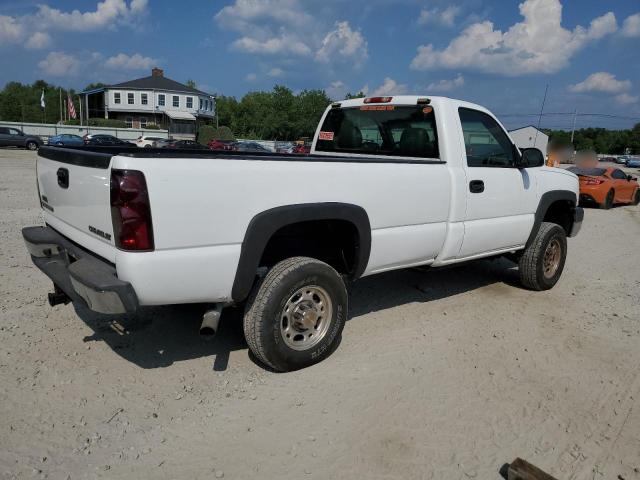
[57,168,69,189]
[469,179,484,193]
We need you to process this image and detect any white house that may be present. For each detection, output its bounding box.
[508,125,549,153]
[82,68,215,139]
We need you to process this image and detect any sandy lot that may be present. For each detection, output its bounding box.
[1,149,639,480]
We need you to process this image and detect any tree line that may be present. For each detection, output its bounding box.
[1,80,638,152]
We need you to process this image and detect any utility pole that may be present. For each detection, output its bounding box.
[570,109,577,145]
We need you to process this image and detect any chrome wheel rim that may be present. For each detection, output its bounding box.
[280,285,332,351]
[543,238,561,278]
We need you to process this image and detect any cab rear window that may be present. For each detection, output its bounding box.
[315,105,439,158]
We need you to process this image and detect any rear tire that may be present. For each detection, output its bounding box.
[633,189,640,206]
[600,189,614,209]
[243,257,347,372]
[26,141,38,151]
[518,222,567,291]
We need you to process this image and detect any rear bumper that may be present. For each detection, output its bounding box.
[22,226,138,314]
[570,206,584,237]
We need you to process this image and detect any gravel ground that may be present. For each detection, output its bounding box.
[1,149,639,480]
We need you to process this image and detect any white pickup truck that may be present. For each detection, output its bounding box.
[23,95,583,371]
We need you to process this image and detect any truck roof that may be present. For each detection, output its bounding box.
[334,95,491,114]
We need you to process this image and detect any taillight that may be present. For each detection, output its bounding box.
[584,177,604,185]
[364,96,392,103]
[110,170,154,251]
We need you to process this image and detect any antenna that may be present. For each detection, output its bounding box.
[534,84,549,147]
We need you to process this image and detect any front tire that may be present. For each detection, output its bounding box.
[243,257,347,372]
[518,222,567,291]
[26,141,38,151]
[600,189,614,209]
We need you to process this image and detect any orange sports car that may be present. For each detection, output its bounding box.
[568,166,640,209]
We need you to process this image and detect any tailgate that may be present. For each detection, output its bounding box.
[36,147,117,262]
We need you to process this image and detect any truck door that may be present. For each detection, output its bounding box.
[457,107,537,258]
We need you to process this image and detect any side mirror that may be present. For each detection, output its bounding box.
[627,175,633,181]
[519,148,545,168]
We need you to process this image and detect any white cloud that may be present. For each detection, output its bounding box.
[427,74,465,92]
[410,0,617,75]
[316,21,368,66]
[215,0,308,29]
[621,13,640,37]
[245,72,257,82]
[569,72,631,94]
[216,1,369,69]
[105,53,157,70]
[38,51,80,76]
[267,67,284,77]
[25,32,52,50]
[615,93,638,105]
[37,0,148,32]
[232,35,311,56]
[371,77,408,96]
[418,6,460,27]
[0,15,25,45]
[325,80,347,100]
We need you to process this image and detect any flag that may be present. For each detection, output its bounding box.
[67,95,77,119]
[40,89,45,109]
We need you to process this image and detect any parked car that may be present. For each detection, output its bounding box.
[84,134,135,147]
[616,156,629,164]
[235,141,271,153]
[275,142,295,154]
[567,166,640,209]
[0,127,42,150]
[135,136,164,148]
[23,95,584,372]
[292,144,311,154]
[600,156,616,163]
[48,134,84,146]
[151,138,174,148]
[625,157,640,168]
[208,139,237,151]
[164,139,209,150]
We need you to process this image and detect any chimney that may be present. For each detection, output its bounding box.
[151,67,164,77]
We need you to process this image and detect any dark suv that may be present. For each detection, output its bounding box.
[0,127,42,150]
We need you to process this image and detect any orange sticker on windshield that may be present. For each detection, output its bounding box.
[318,131,334,141]
[360,105,395,111]
[423,106,433,114]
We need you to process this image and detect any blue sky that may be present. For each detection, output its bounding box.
[0,0,639,129]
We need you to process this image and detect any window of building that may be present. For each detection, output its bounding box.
[158,94,165,107]
[458,108,515,167]
[125,117,133,128]
[140,117,147,128]
[199,98,203,110]
[186,97,193,109]
[114,92,121,104]
[127,93,134,105]
[141,93,148,105]
[173,95,179,108]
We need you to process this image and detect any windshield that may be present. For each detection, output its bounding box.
[315,105,439,158]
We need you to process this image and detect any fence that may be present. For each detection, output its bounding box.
[0,120,169,143]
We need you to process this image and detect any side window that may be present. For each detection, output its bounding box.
[158,94,165,106]
[127,93,134,105]
[114,92,121,104]
[459,108,515,167]
[611,169,626,180]
[8,128,21,135]
[141,93,148,105]
[172,96,179,108]
[186,97,193,109]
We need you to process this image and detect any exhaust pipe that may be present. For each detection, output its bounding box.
[200,304,223,339]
